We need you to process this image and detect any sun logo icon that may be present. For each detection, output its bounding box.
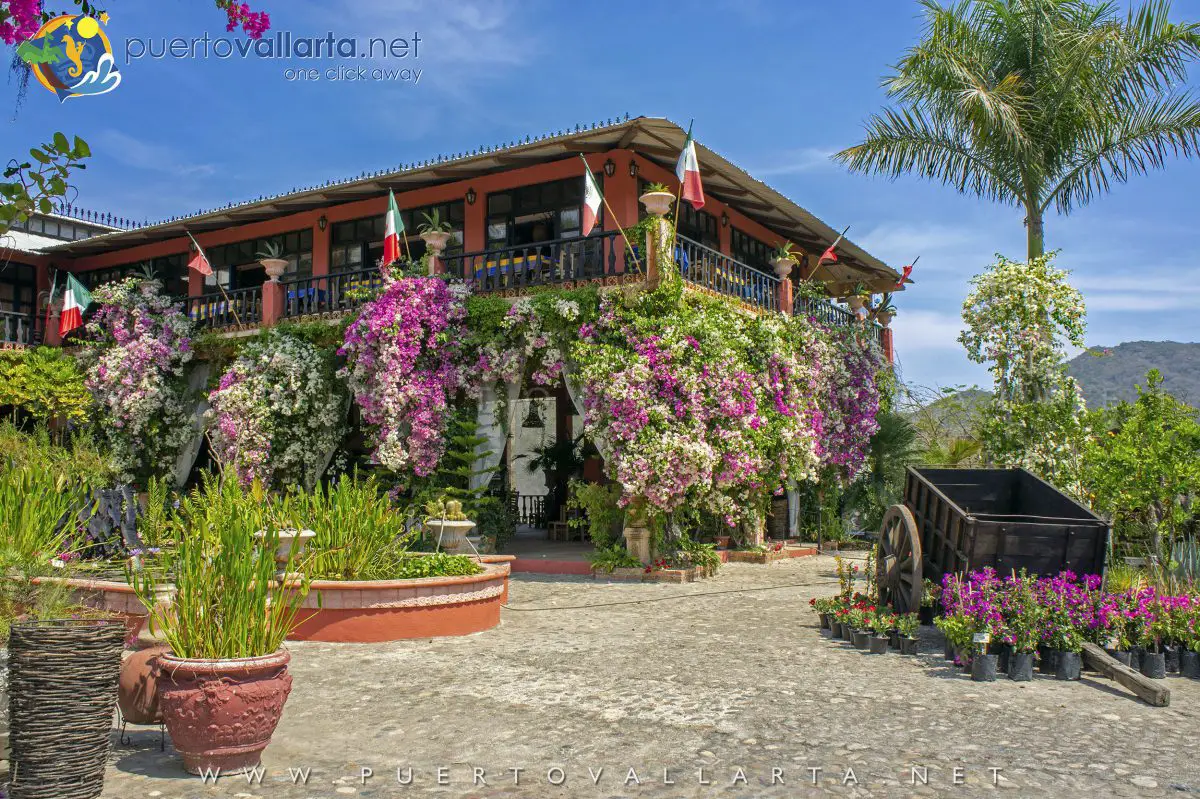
[18,13,121,102]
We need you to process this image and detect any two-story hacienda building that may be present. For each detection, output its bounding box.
[2,116,900,356]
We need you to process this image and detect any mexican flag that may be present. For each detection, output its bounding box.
[383,189,403,265]
[186,231,213,276]
[675,122,705,211]
[59,273,92,337]
[582,157,603,236]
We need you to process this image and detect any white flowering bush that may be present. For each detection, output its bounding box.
[77,278,196,484]
[960,253,1090,493]
[208,332,347,489]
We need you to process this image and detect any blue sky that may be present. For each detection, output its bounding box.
[5,0,1199,391]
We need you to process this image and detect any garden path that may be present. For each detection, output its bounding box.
[102,557,1200,798]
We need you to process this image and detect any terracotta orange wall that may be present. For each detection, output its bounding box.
[59,149,781,296]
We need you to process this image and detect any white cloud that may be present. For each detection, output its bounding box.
[91,130,215,177]
[751,147,839,177]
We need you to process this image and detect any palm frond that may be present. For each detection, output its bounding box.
[1046,90,1200,213]
[835,106,1024,204]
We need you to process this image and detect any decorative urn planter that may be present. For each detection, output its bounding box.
[846,295,866,312]
[157,650,293,775]
[769,257,794,279]
[875,310,894,327]
[425,519,477,554]
[255,529,316,568]
[259,258,289,282]
[639,191,675,217]
[419,230,452,255]
[138,278,164,296]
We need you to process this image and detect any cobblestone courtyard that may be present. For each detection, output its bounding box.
[100,557,1200,798]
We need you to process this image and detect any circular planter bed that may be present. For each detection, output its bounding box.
[32,556,513,645]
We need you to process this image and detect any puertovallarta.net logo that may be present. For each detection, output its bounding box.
[17,12,121,102]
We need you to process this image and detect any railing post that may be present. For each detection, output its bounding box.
[261,282,284,327]
[44,303,63,347]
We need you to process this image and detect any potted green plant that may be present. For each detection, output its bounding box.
[846,282,871,312]
[769,242,799,279]
[130,477,309,776]
[895,613,920,655]
[256,239,289,282]
[639,182,675,217]
[417,210,454,255]
[871,293,897,327]
[423,496,477,555]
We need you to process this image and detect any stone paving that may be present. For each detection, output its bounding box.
[98,556,1200,798]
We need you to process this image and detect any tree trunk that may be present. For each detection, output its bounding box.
[1026,210,1045,261]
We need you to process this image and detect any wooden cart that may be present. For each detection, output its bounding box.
[877,467,1111,614]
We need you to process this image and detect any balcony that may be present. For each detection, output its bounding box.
[186,286,262,329]
[442,230,631,292]
[184,233,878,348]
[0,310,36,348]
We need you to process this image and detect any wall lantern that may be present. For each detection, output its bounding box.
[466,187,477,205]
[318,214,328,231]
[603,158,616,178]
[721,212,729,228]
[629,159,639,178]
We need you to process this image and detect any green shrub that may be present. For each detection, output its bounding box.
[587,544,642,573]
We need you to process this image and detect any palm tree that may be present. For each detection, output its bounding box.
[836,0,1200,259]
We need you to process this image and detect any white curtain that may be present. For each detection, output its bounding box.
[561,361,612,461]
[471,380,521,491]
[786,479,800,539]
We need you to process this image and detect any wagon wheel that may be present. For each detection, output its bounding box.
[877,504,923,614]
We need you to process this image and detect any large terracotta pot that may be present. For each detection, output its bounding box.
[118,644,169,725]
[157,650,293,775]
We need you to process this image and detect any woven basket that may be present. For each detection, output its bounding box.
[7,619,125,799]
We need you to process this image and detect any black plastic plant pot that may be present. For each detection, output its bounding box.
[888,630,901,649]
[1111,650,1132,667]
[971,653,998,682]
[918,606,934,626]
[1038,646,1059,675]
[868,635,889,655]
[1165,645,1181,674]
[1180,650,1200,679]
[943,639,955,661]
[1131,647,1144,672]
[8,618,126,799]
[899,637,919,656]
[1056,651,1082,681]
[829,621,842,639]
[819,613,830,630]
[852,630,870,650]
[1008,652,1034,682]
[1141,651,1167,680]
[990,642,1011,674]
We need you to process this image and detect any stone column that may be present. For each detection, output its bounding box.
[622,500,653,564]
[639,190,674,290]
[881,326,895,364]
[261,280,284,327]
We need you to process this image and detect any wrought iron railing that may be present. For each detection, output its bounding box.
[793,295,885,348]
[280,268,386,319]
[0,310,35,346]
[511,493,547,528]
[675,234,780,313]
[443,230,626,293]
[186,287,262,329]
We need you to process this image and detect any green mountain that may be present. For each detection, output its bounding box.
[1067,341,1200,407]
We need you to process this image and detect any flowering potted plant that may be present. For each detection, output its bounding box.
[639,181,674,217]
[130,476,309,775]
[869,610,895,654]
[256,239,289,282]
[810,596,838,630]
